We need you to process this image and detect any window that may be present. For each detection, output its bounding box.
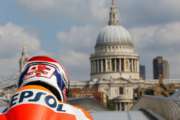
[121,59,124,72]
[116,59,119,72]
[103,59,106,72]
[119,87,124,94]
[121,103,125,111]
[108,60,110,70]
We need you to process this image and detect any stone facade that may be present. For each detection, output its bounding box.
[70,78,180,111]
[1,0,180,112]
[89,0,139,111]
[90,0,139,81]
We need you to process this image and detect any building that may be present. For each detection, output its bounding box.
[89,0,140,111]
[163,60,170,79]
[90,0,139,81]
[2,0,180,113]
[19,47,28,72]
[153,56,169,79]
[140,65,146,80]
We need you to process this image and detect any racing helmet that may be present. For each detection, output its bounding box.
[18,55,69,102]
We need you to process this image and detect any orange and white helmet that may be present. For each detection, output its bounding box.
[18,56,69,102]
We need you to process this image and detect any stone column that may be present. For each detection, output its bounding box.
[91,61,93,74]
[128,59,130,72]
[137,59,139,73]
[132,59,134,72]
[97,60,99,73]
[119,58,121,72]
[114,58,117,72]
[135,59,137,72]
[125,58,130,72]
[106,58,111,72]
[109,58,112,72]
[101,59,103,73]
[134,59,136,72]
[129,59,132,72]
[124,58,126,72]
[93,61,96,73]
[128,58,130,72]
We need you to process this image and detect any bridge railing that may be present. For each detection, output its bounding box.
[133,95,180,120]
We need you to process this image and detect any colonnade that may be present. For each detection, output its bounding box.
[115,102,133,111]
[91,58,139,74]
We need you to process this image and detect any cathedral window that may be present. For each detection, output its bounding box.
[121,59,124,72]
[116,58,119,71]
[99,60,101,73]
[108,60,110,70]
[119,87,124,94]
[96,60,98,73]
[103,59,106,72]
[112,58,115,72]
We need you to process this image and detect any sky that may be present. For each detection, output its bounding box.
[0,0,180,84]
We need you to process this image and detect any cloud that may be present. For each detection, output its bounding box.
[130,22,180,79]
[60,51,90,81]
[57,21,180,80]
[17,0,180,27]
[0,22,41,58]
[57,25,99,52]
[17,0,109,24]
[57,25,100,80]
[16,0,180,80]
[0,57,18,76]
[0,22,42,84]
[18,0,54,11]
[120,0,180,27]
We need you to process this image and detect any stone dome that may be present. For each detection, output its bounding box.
[90,0,140,81]
[96,25,134,47]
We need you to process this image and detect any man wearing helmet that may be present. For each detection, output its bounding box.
[0,56,93,120]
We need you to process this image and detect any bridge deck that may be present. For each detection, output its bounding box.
[92,111,154,120]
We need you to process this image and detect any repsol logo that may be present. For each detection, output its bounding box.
[10,89,65,112]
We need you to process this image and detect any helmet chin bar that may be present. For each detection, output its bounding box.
[24,81,64,102]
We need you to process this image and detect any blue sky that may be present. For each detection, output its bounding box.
[0,0,180,84]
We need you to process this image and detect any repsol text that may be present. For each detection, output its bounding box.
[10,89,65,112]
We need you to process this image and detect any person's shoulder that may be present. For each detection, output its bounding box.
[0,113,7,120]
[74,105,93,120]
[61,103,93,120]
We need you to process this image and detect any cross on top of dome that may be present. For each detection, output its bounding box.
[108,0,120,25]
[95,0,134,48]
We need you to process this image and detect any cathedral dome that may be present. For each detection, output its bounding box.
[95,0,134,48]
[96,25,133,47]
[90,0,140,81]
